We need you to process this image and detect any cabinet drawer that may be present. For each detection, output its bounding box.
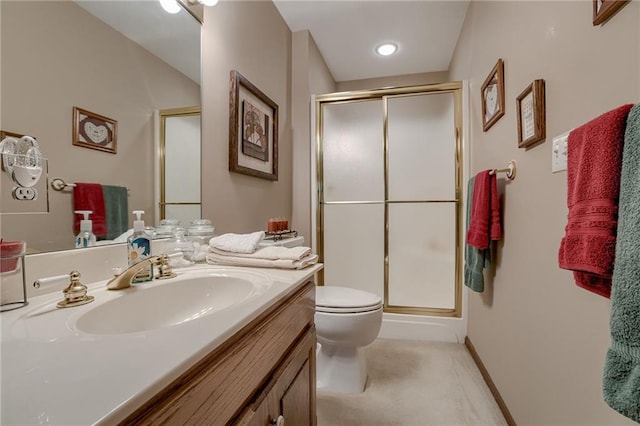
[122,280,315,425]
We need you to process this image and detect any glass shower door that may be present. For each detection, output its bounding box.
[317,83,462,316]
[321,99,385,298]
[386,92,458,311]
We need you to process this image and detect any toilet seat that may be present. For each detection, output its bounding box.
[316,286,383,314]
[316,304,382,314]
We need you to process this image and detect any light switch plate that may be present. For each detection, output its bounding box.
[552,131,569,173]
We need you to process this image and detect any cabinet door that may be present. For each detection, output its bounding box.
[240,361,311,426]
[281,360,311,425]
[235,328,316,426]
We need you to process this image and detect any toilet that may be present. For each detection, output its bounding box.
[315,285,383,393]
[264,236,383,393]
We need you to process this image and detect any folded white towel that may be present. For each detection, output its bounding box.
[205,252,319,270]
[208,231,265,254]
[208,245,312,261]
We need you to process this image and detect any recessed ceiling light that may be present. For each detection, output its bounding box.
[376,43,398,56]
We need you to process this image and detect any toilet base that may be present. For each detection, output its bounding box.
[316,343,367,393]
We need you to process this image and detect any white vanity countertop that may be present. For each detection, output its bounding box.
[0,264,322,426]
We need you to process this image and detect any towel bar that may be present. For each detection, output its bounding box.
[489,160,517,180]
[50,178,130,193]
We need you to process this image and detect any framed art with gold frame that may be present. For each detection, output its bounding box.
[481,58,505,132]
[593,0,629,25]
[72,107,117,154]
[228,70,279,181]
[516,79,546,148]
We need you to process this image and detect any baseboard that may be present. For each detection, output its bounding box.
[464,336,517,426]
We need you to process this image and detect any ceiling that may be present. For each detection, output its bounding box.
[76,1,469,85]
[273,0,470,82]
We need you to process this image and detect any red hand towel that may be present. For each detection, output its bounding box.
[558,104,633,298]
[466,170,502,249]
[73,183,107,238]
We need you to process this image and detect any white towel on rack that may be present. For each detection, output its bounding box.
[208,231,265,254]
[208,245,311,260]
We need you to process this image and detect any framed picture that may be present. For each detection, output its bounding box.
[0,130,24,140]
[229,70,278,181]
[72,107,117,154]
[593,0,629,25]
[481,58,505,132]
[516,79,546,148]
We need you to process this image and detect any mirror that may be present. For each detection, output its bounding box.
[0,0,201,253]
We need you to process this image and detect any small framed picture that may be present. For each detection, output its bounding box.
[593,0,629,25]
[516,79,546,148]
[481,58,505,132]
[72,107,117,154]
[228,70,279,181]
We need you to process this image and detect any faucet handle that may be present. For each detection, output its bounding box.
[57,271,95,309]
[155,254,177,280]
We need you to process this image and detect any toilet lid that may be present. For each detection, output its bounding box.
[315,286,382,313]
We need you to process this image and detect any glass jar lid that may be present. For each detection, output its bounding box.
[187,219,214,236]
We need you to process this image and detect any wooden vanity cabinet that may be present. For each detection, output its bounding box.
[121,280,316,426]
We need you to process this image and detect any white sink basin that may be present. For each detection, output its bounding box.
[74,270,272,335]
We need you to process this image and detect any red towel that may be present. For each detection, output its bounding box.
[558,104,633,298]
[466,170,502,249]
[73,183,107,238]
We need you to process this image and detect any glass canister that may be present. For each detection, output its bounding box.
[154,218,181,239]
[187,219,215,246]
[166,227,194,267]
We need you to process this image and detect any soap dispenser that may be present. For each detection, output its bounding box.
[74,210,97,248]
[127,210,153,283]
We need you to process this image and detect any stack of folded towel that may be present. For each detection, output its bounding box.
[205,231,318,270]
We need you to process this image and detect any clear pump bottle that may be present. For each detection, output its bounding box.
[74,210,97,248]
[127,210,153,283]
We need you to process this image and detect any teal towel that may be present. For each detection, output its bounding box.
[603,104,640,422]
[464,176,490,292]
[102,185,129,240]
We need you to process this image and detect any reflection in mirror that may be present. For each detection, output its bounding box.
[158,107,202,224]
[0,0,201,254]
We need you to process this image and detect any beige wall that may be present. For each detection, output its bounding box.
[291,30,336,243]
[200,1,293,234]
[449,1,639,424]
[0,1,199,252]
[336,71,449,92]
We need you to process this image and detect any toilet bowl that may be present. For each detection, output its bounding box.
[315,286,383,393]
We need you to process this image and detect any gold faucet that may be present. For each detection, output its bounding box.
[107,254,176,290]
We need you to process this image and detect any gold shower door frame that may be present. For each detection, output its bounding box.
[316,82,463,317]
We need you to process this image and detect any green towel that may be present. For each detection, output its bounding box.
[603,104,640,422]
[464,176,490,293]
[102,185,129,241]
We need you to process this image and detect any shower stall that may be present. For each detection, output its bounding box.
[313,82,468,343]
